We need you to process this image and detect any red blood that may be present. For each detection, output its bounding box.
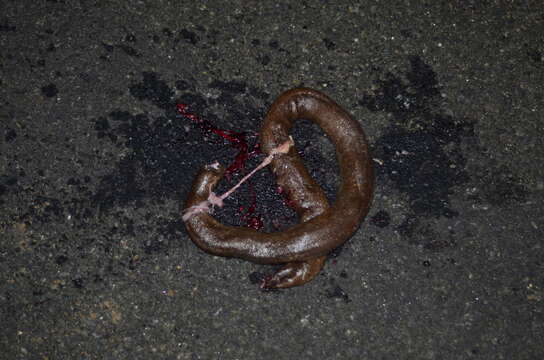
[277,186,296,208]
[246,216,264,230]
[238,183,263,230]
[237,204,263,230]
[176,103,260,178]
[177,102,263,229]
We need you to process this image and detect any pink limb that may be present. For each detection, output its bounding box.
[182,137,293,221]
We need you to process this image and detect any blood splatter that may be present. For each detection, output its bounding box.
[176,103,260,178]
[276,185,297,209]
[236,183,262,229]
[177,102,263,229]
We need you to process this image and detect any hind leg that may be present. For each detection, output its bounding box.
[261,256,327,289]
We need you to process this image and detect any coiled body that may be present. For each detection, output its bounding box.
[183,88,374,288]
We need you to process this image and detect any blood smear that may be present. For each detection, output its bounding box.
[177,103,263,229]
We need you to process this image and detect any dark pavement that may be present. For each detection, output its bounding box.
[1,1,542,359]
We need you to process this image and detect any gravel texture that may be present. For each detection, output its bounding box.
[1,1,543,359]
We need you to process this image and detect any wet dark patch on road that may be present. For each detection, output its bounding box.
[361,56,528,246]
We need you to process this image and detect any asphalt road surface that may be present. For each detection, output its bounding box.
[1,1,542,359]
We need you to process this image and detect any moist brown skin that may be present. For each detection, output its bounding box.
[183,88,374,288]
